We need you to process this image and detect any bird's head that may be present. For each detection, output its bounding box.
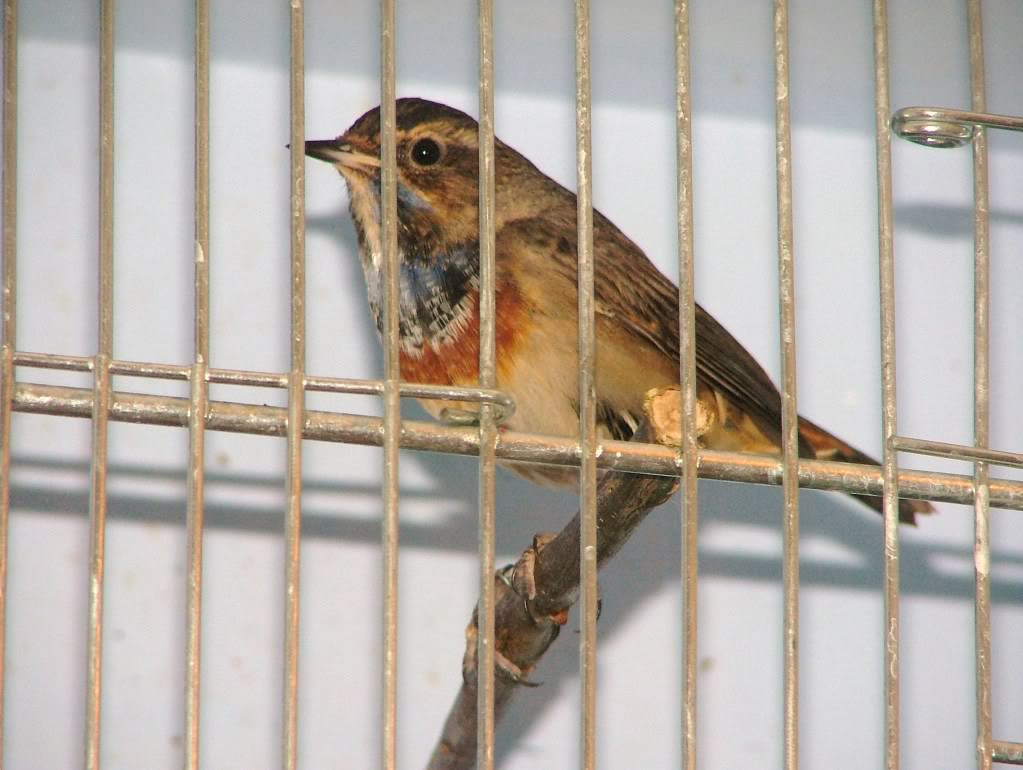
[306,98,491,257]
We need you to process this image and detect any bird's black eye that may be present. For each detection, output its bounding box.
[411,138,442,166]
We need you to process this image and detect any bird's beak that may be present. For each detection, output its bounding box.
[304,138,380,171]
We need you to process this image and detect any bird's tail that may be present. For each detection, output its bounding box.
[798,416,935,525]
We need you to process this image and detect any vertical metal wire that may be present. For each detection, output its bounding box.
[673,2,699,767]
[573,1,598,767]
[284,1,305,767]
[379,0,400,766]
[184,0,210,766]
[870,1,902,767]
[85,1,115,766]
[966,1,992,767]
[772,2,801,767]
[475,0,498,767]
[0,2,17,762]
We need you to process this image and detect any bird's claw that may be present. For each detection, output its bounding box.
[515,533,571,627]
[462,580,542,688]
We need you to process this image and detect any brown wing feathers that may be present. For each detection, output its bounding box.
[520,209,932,523]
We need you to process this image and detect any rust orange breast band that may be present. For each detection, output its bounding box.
[398,280,530,387]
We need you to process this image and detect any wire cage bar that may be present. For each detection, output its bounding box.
[0,0,1021,768]
[993,741,1023,766]
[966,1,993,767]
[0,0,16,762]
[771,2,801,766]
[573,1,599,767]
[283,1,306,767]
[84,1,116,766]
[870,1,904,765]
[379,0,401,766]
[475,0,499,767]
[183,0,210,767]
[673,2,700,767]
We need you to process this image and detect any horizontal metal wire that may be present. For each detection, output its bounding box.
[23,365,1023,473]
[12,351,514,421]
[891,435,1023,471]
[994,740,1023,765]
[12,380,1023,511]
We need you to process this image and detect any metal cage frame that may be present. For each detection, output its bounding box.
[1,0,1022,768]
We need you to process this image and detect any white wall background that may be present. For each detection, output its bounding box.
[3,0,1022,768]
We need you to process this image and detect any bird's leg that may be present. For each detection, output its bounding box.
[461,564,543,688]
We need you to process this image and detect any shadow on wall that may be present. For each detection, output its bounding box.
[10,452,1023,604]
[896,203,1023,237]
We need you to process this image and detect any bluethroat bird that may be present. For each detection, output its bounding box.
[306,97,932,524]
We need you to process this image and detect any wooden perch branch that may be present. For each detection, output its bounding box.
[426,387,705,769]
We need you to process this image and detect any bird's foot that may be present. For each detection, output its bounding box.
[462,614,541,688]
[511,532,572,627]
[438,406,479,426]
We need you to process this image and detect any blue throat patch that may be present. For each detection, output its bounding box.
[351,177,480,348]
[398,245,480,342]
[361,242,480,348]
